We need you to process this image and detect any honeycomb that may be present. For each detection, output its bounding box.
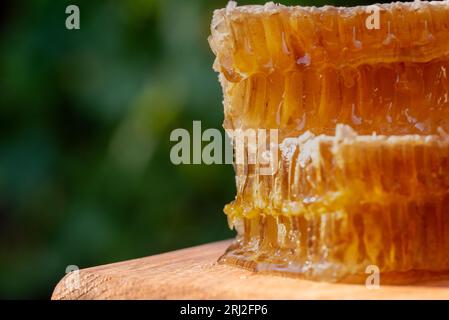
[209,1,449,282]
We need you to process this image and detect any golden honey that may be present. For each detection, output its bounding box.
[209,1,449,282]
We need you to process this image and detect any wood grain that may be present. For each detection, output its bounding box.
[51,239,449,299]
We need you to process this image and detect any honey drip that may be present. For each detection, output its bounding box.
[209,1,449,282]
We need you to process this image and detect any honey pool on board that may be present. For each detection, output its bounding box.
[209,1,449,283]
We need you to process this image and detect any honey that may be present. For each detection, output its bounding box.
[209,1,449,282]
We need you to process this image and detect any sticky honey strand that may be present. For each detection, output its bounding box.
[220,210,449,284]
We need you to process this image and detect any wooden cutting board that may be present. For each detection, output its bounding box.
[51,239,449,299]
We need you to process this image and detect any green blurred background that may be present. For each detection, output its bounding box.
[0,0,383,299]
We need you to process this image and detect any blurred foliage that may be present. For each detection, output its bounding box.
[0,0,388,299]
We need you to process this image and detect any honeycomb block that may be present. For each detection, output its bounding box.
[209,1,449,282]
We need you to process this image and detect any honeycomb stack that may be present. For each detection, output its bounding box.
[209,1,449,282]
